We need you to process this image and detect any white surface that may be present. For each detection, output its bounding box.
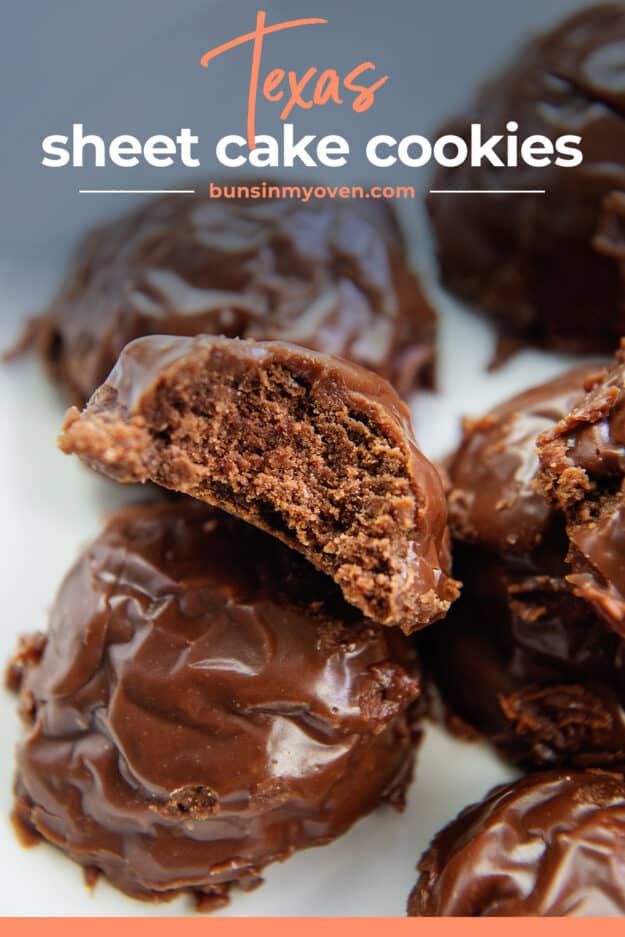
[0,0,599,917]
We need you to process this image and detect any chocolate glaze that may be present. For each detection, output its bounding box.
[428,5,625,355]
[426,542,625,768]
[18,187,436,403]
[59,334,458,634]
[9,501,420,909]
[426,363,625,767]
[538,342,625,635]
[408,768,625,916]
[447,366,598,554]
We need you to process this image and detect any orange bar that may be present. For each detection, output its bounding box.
[2,919,625,934]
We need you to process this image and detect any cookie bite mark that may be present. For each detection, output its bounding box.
[59,335,458,633]
[428,5,625,357]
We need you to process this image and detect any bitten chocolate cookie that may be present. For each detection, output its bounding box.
[428,5,625,356]
[15,188,436,403]
[538,341,625,633]
[408,768,625,916]
[424,363,625,767]
[59,335,459,633]
[9,501,420,910]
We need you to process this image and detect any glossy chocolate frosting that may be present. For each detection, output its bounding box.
[426,541,625,767]
[539,342,625,635]
[10,501,420,909]
[425,362,625,767]
[408,768,625,916]
[20,187,436,403]
[59,334,458,633]
[428,5,625,354]
[448,365,599,554]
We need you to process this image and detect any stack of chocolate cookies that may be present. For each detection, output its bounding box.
[418,349,625,915]
[6,2,625,917]
[7,195,457,909]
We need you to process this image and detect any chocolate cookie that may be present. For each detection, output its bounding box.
[408,768,625,916]
[9,501,421,909]
[59,334,459,633]
[428,5,625,355]
[538,340,625,634]
[16,188,436,403]
[424,362,625,767]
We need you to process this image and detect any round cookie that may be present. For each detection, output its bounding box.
[18,188,436,403]
[408,768,625,916]
[424,362,625,767]
[428,5,625,355]
[9,501,421,909]
[59,334,459,634]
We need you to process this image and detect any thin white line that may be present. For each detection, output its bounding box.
[429,189,546,195]
[78,189,196,194]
